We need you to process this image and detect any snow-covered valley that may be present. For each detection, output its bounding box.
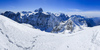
[0,14,100,50]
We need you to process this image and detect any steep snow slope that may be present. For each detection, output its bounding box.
[0,15,100,50]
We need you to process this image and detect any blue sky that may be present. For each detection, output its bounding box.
[0,0,100,17]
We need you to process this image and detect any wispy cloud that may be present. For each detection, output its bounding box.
[62,9,100,17]
[0,9,4,13]
[66,11,100,17]
[68,9,81,12]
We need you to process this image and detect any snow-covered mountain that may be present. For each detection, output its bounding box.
[0,15,100,50]
[86,17,100,27]
[1,8,69,32]
[1,8,100,33]
[52,15,87,33]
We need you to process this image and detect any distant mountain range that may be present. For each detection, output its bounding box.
[1,8,100,33]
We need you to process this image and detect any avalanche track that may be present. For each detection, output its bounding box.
[0,15,100,50]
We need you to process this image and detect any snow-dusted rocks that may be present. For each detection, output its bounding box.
[38,8,43,13]
[57,13,69,22]
[52,15,87,33]
[16,12,22,23]
[34,8,43,13]
[1,11,17,21]
[34,9,38,12]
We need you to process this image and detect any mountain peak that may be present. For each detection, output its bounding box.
[34,8,43,13]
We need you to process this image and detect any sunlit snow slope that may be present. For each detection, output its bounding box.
[0,15,100,50]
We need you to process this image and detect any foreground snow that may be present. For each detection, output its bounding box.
[0,15,100,50]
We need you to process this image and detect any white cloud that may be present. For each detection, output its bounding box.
[65,9,100,17]
[66,11,100,17]
[0,9,1,10]
[68,9,81,12]
[0,9,3,13]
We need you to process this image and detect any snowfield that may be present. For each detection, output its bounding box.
[0,15,100,50]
